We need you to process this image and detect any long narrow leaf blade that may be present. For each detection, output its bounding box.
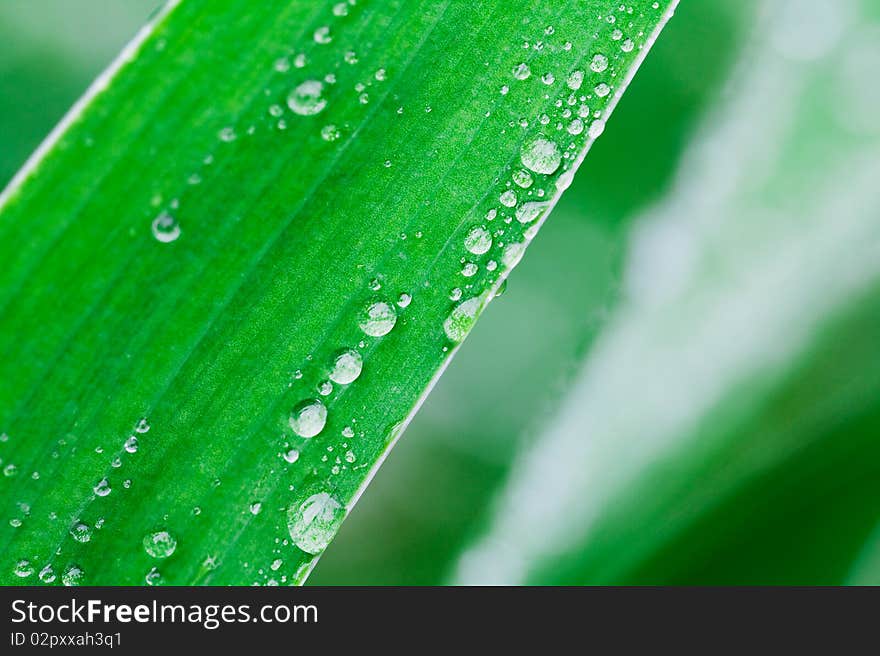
[0,0,676,585]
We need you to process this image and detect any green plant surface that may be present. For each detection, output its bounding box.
[456,0,880,584]
[0,0,677,585]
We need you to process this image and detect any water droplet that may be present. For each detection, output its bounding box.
[329,348,363,385]
[499,190,517,207]
[396,292,412,308]
[3,463,17,477]
[283,449,300,464]
[461,262,478,277]
[143,530,177,559]
[218,126,237,142]
[512,169,533,188]
[145,567,161,586]
[287,492,345,555]
[293,53,307,68]
[567,118,584,135]
[502,241,525,268]
[14,559,33,578]
[588,119,606,138]
[621,38,634,53]
[151,213,181,243]
[520,137,561,174]
[449,287,462,301]
[38,564,56,583]
[515,201,550,224]
[464,225,492,255]
[443,296,482,342]
[287,80,327,116]
[62,563,84,586]
[289,399,328,438]
[594,82,611,98]
[93,478,111,497]
[124,436,139,453]
[590,54,609,72]
[342,426,355,438]
[317,380,333,396]
[541,72,555,85]
[512,63,531,80]
[313,26,332,44]
[271,558,284,571]
[332,2,349,16]
[274,57,291,73]
[70,522,92,543]
[321,124,341,141]
[359,301,397,337]
[566,70,584,90]
[249,502,262,515]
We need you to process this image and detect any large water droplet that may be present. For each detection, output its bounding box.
[14,559,33,578]
[329,348,363,385]
[520,137,561,174]
[143,530,177,559]
[287,492,345,554]
[289,399,328,438]
[359,301,397,337]
[287,80,327,116]
[443,296,482,342]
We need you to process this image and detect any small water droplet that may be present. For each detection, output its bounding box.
[594,83,611,98]
[443,296,483,342]
[512,169,533,188]
[590,54,609,73]
[329,348,363,385]
[289,399,328,438]
[70,522,92,543]
[287,80,327,116]
[61,563,84,586]
[396,292,412,308]
[14,559,34,578]
[499,190,517,207]
[124,436,139,453]
[151,213,181,243]
[145,567,161,586]
[143,530,177,559]
[321,124,341,141]
[512,62,531,80]
[567,70,584,90]
[283,449,300,464]
[38,564,56,583]
[313,26,332,44]
[287,492,345,555]
[93,478,111,497]
[249,502,262,515]
[515,201,550,224]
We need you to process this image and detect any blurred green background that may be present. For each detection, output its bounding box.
[4,0,879,584]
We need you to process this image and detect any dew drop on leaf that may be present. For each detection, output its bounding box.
[287,80,327,116]
[289,399,328,438]
[287,492,345,555]
[143,530,177,559]
[359,301,397,337]
[62,564,84,586]
[520,137,561,174]
[151,213,181,243]
[464,225,492,255]
[443,296,482,342]
[329,348,363,384]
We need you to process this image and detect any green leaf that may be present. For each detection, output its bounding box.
[455,0,880,585]
[0,0,676,585]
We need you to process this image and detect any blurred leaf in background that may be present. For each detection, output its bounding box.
[456,0,880,585]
